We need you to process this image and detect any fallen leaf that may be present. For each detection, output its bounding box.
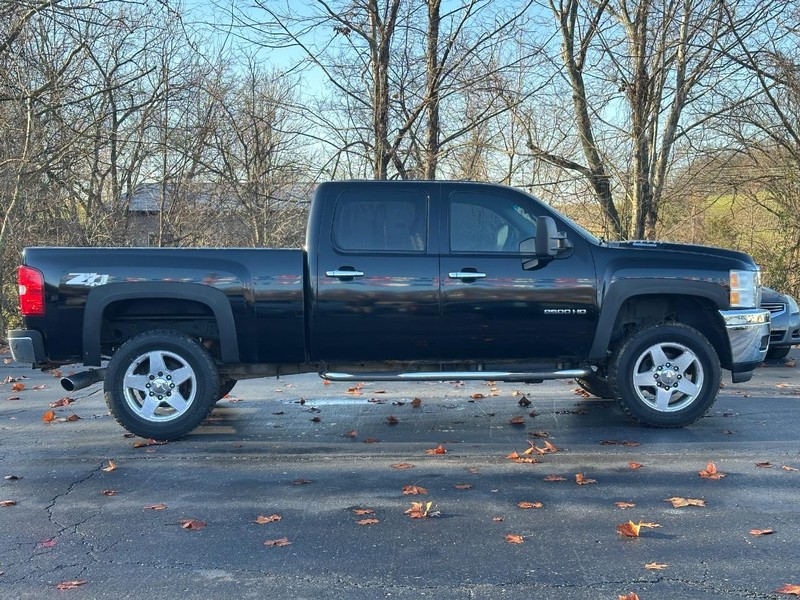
[32,384,46,390]
[615,502,636,509]
[353,509,375,515]
[56,580,88,590]
[102,461,117,472]
[664,497,706,508]
[133,438,167,449]
[292,479,312,485]
[629,462,643,469]
[402,485,428,495]
[65,414,80,422]
[575,473,597,485]
[11,383,25,392]
[530,431,549,438]
[749,528,775,536]
[255,515,282,524]
[509,416,525,425]
[517,395,531,407]
[470,393,485,399]
[41,410,56,423]
[783,465,798,472]
[391,463,414,470]
[411,397,422,408]
[38,538,57,548]
[425,445,446,455]
[357,518,379,525]
[144,503,168,510]
[543,475,566,482]
[755,462,772,468]
[100,490,117,496]
[616,521,642,537]
[0,500,16,507]
[619,595,640,600]
[776,584,800,595]
[405,501,437,518]
[645,563,668,570]
[363,437,380,443]
[6,396,20,401]
[505,534,524,544]
[343,429,358,438]
[49,397,72,408]
[4,475,21,481]
[265,537,291,547]
[454,484,473,490]
[386,416,399,425]
[517,501,543,509]
[179,519,206,530]
[699,462,726,479]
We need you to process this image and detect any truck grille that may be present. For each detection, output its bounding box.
[762,302,786,315]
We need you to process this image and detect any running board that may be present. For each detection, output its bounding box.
[320,369,592,383]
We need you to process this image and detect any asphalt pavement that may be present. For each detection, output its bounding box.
[1,345,799,600]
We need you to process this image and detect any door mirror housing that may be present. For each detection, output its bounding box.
[520,216,572,270]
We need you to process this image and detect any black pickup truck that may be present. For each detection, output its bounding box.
[7,180,770,439]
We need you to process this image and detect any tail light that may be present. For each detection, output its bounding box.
[18,266,45,316]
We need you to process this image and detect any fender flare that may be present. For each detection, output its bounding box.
[82,282,240,366]
[588,278,727,361]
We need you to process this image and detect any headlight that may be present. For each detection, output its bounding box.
[787,294,799,315]
[730,269,761,308]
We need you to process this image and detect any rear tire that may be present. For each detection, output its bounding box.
[609,322,720,427]
[104,330,220,440]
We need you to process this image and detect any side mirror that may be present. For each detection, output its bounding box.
[520,216,572,270]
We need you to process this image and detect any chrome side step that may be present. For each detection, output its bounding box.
[320,369,591,383]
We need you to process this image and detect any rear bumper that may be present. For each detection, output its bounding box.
[7,329,46,365]
[718,309,770,383]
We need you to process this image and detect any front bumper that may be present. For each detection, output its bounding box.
[7,329,46,366]
[719,309,770,383]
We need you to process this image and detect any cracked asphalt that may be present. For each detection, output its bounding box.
[1,345,799,600]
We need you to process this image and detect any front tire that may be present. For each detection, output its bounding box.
[609,323,720,427]
[104,330,220,440]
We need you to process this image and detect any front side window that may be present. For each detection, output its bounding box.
[449,191,537,253]
[333,190,427,253]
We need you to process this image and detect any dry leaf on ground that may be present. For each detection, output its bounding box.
[265,537,291,547]
[402,485,428,495]
[56,580,88,590]
[749,528,775,536]
[645,563,668,570]
[425,445,446,455]
[776,584,800,595]
[505,534,524,544]
[255,515,282,524]
[699,462,726,479]
[179,519,206,530]
[517,501,543,509]
[575,473,597,485]
[664,497,706,508]
[356,518,379,525]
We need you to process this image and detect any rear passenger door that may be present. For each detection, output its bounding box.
[312,184,440,362]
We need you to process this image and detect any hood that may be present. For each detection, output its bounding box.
[606,240,756,266]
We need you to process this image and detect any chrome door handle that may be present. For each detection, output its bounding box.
[325,269,365,278]
[448,271,487,280]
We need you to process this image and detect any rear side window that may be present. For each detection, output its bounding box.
[333,190,427,252]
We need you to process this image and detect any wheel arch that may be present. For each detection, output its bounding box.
[83,282,239,366]
[590,280,730,369]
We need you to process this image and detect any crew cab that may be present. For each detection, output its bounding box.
[7,180,770,439]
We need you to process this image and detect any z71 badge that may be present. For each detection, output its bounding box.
[64,273,110,287]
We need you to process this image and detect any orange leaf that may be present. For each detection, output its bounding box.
[255,514,282,524]
[616,521,641,537]
[645,563,668,570]
[56,580,88,590]
[454,484,473,490]
[343,429,358,438]
[144,503,167,510]
[11,383,25,392]
[783,465,798,472]
[49,397,72,408]
[470,393,485,399]
[699,462,726,479]
[405,501,436,518]
[628,462,643,469]
[42,410,56,423]
[0,500,17,507]
[749,528,775,536]
[776,584,800,595]
[506,451,521,460]
[402,485,428,495]
[265,537,291,547]
[356,518,379,525]
[664,497,706,508]
[353,508,375,515]
[615,502,636,509]
[425,445,446,455]
[619,593,640,600]
[363,437,380,444]
[102,460,117,472]
[517,501,543,509]
[386,416,399,425]
[575,473,597,485]
[509,416,525,425]
[543,475,566,482]
[411,397,422,408]
[179,519,206,530]
[505,534,524,544]
[392,463,414,470]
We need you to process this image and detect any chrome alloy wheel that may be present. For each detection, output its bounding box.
[122,350,197,422]
[631,342,704,412]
